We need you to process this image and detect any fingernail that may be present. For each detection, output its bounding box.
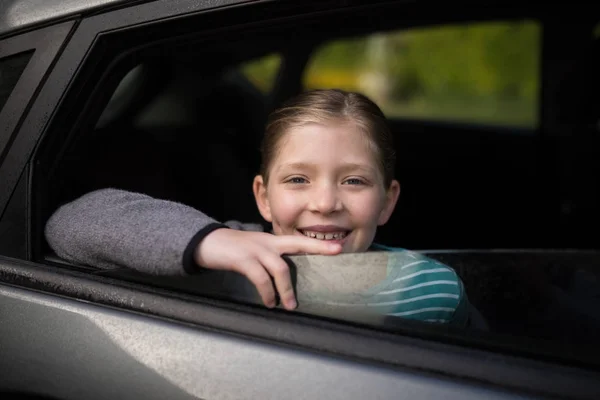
[287,298,297,310]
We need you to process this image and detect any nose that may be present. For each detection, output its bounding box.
[309,183,343,214]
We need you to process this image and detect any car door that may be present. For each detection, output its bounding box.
[1,1,600,400]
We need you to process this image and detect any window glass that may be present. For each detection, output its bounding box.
[0,50,34,111]
[238,53,281,93]
[125,248,600,363]
[304,21,540,128]
[262,251,600,363]
[290,251,469,326]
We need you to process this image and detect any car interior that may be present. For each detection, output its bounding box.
[32,4,600,365]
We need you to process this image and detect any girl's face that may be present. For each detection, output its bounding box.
[253,121,400,253]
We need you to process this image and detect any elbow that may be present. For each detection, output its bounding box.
[44,205,67,254]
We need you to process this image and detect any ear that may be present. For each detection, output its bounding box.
[253,175,273,222]
[378,179,400,226]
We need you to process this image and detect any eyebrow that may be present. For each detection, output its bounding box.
[277,162,377,175]
[277,162,314,172]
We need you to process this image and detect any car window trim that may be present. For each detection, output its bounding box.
[0,22,75,173]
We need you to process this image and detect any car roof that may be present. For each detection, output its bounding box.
[0,0,141,37]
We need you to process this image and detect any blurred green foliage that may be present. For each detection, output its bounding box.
[239,53,281,93]
[241,20,540,128]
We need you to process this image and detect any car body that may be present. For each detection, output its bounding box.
[1,1,600,399]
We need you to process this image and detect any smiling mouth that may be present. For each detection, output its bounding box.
[297,229,351,240]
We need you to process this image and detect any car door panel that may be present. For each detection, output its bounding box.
[0,277,543,400]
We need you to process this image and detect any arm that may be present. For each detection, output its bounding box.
[44,188,263,275]
[45,188,341,310]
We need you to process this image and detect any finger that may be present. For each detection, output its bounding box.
[260,253,296,310]
[237,261,277,308]
[275,235,343,256]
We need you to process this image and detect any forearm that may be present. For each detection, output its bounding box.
[45,188,261,275]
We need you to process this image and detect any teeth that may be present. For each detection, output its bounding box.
[301,230,347,240]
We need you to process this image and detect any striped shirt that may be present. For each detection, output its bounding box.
[298,243,470,326]
[368,243,469,325]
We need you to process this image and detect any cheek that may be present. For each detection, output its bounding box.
[268,189,304,227]
[346,190,386,224]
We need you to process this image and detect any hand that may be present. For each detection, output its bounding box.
[194,229,342,310]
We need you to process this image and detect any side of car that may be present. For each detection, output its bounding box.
[0,1,599,399]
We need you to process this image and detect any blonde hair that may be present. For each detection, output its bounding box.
[260,89,396,187]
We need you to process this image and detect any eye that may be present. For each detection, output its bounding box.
[343,178,366,185]
[286,176,308,184]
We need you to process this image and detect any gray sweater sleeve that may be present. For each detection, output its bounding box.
[44,188,264,275]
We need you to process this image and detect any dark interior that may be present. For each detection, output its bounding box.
[48,16,600,250]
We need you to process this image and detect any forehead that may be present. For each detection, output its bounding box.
[274,121,378,162]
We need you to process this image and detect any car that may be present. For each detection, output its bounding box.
[1,0,600,399]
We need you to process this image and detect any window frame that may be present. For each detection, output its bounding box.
[0,22,75,260]
[0,21,74,179]
[1,0,599,398]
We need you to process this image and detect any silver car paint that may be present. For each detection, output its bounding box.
[0,283,532,400]
[0,0,134,36]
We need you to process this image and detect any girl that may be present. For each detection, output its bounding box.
[46,89,471,326]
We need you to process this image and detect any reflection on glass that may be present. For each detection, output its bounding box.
[431,251,600,344]
[289,250,474,327]
[0,50,34,111]
[304,21,540,128]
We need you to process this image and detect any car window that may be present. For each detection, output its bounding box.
[32,7,600,373]
[304,20,540,128]
[238,53,281,94]
[0,50,34,111]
